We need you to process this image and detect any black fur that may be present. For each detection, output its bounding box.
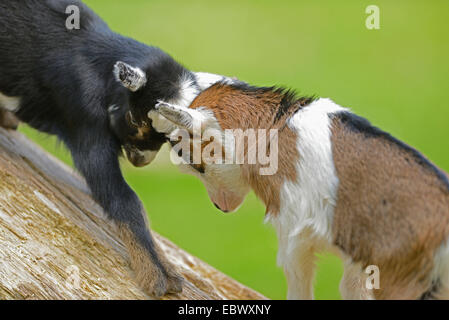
[420,279,440,300]
[275,89,316,123]
[108,104,167,153]
[333,111,449,192]
[0,0,192,291]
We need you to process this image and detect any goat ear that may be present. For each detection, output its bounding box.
[154,101,204,132]
[113,61,147,92]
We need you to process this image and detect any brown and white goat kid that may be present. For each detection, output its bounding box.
[149,82,449,300]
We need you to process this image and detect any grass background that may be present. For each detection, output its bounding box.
[20,0,449,299]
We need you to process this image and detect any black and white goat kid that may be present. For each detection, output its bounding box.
[0,0,221,297]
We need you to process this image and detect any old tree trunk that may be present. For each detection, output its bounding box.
[0,127,266,300]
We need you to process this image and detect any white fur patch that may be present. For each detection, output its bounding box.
[267,98,347,298]
[0,92,21,112]
[166,72,236,110]
[430,238,449,298]
[339,255,375,300]
[194,72,235,91]
[168,74,200,108]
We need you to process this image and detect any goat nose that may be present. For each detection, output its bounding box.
[214,203,229,213]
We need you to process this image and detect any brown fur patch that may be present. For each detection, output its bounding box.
[188,84,304,215]
[331,117,449,299]
[117,222,183,297]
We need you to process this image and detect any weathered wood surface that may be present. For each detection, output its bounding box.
[0,127,267,300]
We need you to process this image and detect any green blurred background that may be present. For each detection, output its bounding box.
[20,0,449,299]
